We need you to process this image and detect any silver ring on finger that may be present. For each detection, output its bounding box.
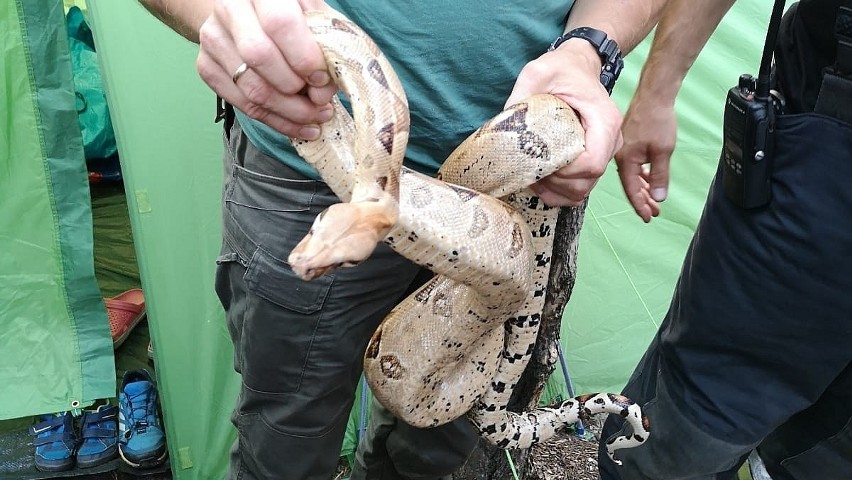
[232,62,250,84]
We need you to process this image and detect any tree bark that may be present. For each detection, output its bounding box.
[453,204,587,480]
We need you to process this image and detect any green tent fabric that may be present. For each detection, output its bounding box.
[563,5,767,394]
[0,0,114,420]
[85,3,235,477]
[84,1,769,478]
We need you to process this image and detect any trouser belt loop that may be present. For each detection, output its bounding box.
[814,73,852,123]
[215,96,236,141]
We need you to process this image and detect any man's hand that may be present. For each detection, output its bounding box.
[610,0,737,222]
[615,94,677,223]
[505,38,623,207]
[195,0,338,140]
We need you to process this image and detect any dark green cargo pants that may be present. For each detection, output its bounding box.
[215,119,478,480]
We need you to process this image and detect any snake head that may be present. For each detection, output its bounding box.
[288,202,396,281]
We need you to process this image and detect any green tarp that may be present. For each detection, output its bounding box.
[0,0,114,420]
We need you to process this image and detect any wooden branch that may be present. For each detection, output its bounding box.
[454,204,587,480]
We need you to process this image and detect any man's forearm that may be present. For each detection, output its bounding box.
[138,0,213,43]
[635,0,736,104]
[566,0,668,55]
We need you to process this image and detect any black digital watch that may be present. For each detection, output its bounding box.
[549,27,624,95]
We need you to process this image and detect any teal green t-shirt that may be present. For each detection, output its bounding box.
[236,1,574,179]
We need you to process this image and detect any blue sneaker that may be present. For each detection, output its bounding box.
[29,411,77,472]
[77,404,119,468]
[118,370,167,468]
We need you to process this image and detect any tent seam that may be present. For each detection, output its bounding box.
[587,206,659,329]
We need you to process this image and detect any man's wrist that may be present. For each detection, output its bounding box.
[550,27,624,94]
[551,37,604,71]
[635,54,686,106]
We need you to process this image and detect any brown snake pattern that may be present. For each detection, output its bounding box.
[287,8,650,463]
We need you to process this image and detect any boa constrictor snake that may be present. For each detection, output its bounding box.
[287,8,650,463]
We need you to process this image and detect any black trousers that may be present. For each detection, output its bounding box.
[598,113,852,479]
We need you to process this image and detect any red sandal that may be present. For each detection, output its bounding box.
[106,288,146,349]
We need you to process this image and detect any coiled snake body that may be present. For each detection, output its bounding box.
[287,9,650,463]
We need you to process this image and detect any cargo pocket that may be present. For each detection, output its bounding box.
[240,245,334,395]
[215,247,249,376]
[219,134,338,395]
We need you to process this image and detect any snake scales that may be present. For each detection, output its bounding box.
[286,8,650,463]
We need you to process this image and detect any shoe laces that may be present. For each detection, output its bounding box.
[123,387,157,437]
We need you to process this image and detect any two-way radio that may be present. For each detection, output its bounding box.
[721,0,787,209]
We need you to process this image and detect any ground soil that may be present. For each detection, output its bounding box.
[525,417,603,480]
[334,417,605,480]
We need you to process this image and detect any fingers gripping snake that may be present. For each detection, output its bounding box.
[287,9,650,463]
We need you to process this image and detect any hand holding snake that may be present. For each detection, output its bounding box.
[195,0,337,140]
[508,35,624,207]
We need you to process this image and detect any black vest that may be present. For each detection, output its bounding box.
[776,0,848,113]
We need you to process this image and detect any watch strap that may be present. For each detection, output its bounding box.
[550,27,624,95]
